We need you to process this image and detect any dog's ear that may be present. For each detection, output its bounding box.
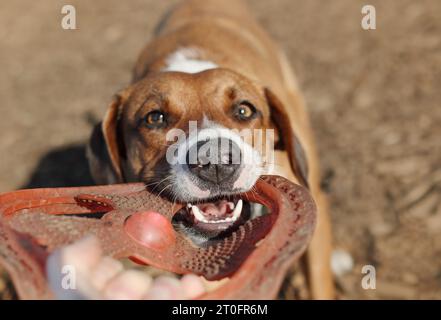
[87,92,129,184]
[264,88,309,188]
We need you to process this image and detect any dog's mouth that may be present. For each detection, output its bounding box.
[185,198,244,231]
[190,198,242,223]
[173,196,268,239]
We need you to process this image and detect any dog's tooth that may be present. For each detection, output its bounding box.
[190,202,241,224]
[191,206,206,222]
[231,199,243,221]
[228,202,235,210]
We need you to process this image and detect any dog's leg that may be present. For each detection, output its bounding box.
[306,191,335,299]
[277,50,335,299]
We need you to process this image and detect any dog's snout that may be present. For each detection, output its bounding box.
[186,138,241,184]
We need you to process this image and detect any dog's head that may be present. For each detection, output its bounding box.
[88,68,307,238]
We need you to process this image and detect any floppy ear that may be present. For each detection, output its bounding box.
[86,93,128,184]
[264,88,309,188]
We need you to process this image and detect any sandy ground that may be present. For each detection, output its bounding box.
[0,0,440,299]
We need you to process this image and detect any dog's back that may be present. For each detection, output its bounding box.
[134,0,285,95]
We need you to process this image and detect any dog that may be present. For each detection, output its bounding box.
[87,0,334,299]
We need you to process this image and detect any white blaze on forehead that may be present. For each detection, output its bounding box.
[162,48,218,74]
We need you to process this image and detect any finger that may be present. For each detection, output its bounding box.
[103,270,153,300]
[90,256,124,291]
[143,276,184,300]
[46,235,103,299]
[58,235,102,273]
[180,274,206,299]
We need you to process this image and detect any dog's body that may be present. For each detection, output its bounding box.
[87,0,334,299]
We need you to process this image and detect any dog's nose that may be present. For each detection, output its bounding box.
[186,138,241,184]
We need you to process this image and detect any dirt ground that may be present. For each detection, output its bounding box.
[0,0,440,299]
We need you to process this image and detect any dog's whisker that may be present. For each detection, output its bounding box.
[146,175,174,194]
[155,183,174,200]
[169,184,180,217]
[142,180,164,188]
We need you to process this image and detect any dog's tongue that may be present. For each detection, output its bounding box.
[197,200,233,218]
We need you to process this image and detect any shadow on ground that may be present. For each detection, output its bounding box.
[21,144,94,189]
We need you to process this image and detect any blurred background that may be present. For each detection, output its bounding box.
[0,0,440,299]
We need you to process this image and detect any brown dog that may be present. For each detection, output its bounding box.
[87,0,334,299]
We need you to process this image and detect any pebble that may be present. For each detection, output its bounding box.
[331,249,354,277]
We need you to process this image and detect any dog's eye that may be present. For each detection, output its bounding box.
[144,110,167,129]
[233,101,257,121]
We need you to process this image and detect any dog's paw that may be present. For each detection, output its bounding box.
[46,235,205,300]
